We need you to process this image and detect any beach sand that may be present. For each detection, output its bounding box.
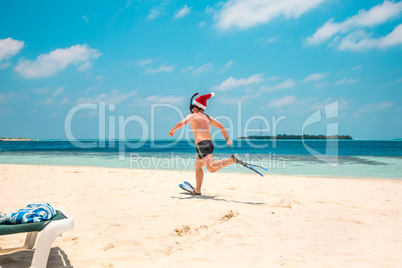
[1,164,401,267]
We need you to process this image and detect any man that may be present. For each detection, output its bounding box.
[169,92,238,195]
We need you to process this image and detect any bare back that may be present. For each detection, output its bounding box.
[189,112,212,144]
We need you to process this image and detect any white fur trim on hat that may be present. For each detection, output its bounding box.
[210,92,215,97]
[193,101,207,110]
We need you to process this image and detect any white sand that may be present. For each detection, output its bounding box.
[1,164,402,267]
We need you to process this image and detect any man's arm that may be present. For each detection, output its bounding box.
[169,114,192,136]
[210,116,233,146]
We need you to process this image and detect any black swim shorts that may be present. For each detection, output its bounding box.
[195,140,214,159]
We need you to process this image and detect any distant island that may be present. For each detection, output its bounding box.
[238,134,353,140]
[0,137,31,141]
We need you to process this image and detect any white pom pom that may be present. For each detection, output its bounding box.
[210,92,215,97]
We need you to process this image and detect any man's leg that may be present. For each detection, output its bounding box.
[203,154,234,173]
[195,155,204,193]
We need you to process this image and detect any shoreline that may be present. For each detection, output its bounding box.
[1,163,401,182]
[1,164,402,267]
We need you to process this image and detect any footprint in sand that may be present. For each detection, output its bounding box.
[175,225,191,236]
[102,243,115,251]
[102,262,114,268]
[220,210,239,222]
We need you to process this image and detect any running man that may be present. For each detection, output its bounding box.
[168,92,237,195]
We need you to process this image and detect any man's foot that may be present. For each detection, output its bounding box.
[184,181,202,195]
[179,183,201,195]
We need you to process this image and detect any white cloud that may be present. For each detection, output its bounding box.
[335,77,358,85]
[77,61,93,72]
[275,79,297,89]
[53,86,65,96]
[147,7,162,20]
[307,1,402,45]
[215,93,260,105]
[145,95,185,105]
[174,5,191,19]
[0,37,24,62]
[37,87,67,106]
[216,0,325,30]
[310,77,358,88]
[268,95,297,108]
[192,63,213,75]
[224,60,234,68]
[125,0,133,9]
[338,24,402,51]
[260,78,296,92]
[0,92,16,105]
[303,73,325,82]
[310,98,351,117]
[266,36,280,43]
[82,15,89,23]
[358,101,395,113]
[41,97,54,106]
[15,44,101,78]
[219,60,234,73]
[137,58,156,66]
[76,90,137,105]
[0,62,11,69]
[61,97,69,105]
[307,19,341,45]
[214,74,263,91]
[379,77,402,87]
[145,65,174,74]
[180,66,194,73]
[377,101,395,109]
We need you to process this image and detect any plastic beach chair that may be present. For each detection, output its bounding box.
[0,209,74,268]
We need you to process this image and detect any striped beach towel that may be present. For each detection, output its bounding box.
[0,203,55,224]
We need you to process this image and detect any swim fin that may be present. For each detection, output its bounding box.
[230,154,268,177]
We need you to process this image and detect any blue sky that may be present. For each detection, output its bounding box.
[0,0,401,140]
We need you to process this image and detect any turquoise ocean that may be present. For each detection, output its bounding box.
[0,140,401,179]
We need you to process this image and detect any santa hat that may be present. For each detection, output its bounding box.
[192,92,215,110]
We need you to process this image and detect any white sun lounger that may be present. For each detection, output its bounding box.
[0,209,74,268]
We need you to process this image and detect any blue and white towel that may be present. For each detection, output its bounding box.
[0,203,55,224]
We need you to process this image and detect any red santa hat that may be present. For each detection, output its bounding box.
[192,92,215,110]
